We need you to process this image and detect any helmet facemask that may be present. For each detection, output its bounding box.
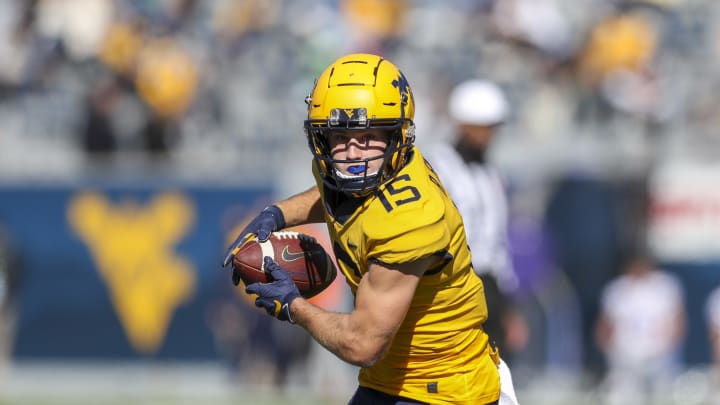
[305,116,414,195]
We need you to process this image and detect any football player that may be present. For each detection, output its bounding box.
[223,54,519,405]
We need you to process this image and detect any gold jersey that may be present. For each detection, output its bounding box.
[313,146,501,404]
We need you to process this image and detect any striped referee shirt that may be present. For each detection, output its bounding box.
[424,142,518,292]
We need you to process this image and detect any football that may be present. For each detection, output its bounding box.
[233,231,337,298]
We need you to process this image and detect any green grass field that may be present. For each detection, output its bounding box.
[0,362,716,405]
[0,362,349,405]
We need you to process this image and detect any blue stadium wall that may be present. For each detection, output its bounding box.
[0,183,274,360]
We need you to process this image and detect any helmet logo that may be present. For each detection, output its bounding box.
[391,72,413,119]
[329,108,367,126]
[392,74,410,95]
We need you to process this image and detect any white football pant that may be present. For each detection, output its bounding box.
[498,358,520,405]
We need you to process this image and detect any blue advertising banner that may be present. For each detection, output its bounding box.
[0,183,274,359]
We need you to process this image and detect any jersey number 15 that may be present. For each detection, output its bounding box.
[377,174,421,212]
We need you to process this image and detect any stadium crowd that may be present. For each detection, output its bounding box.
[2,0,720,403]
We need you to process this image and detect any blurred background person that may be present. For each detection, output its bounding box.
[340,0,409,55]
[0,225,19,369]
[424,79,528,364]
[706,283,720,399]
[594,252,686,405]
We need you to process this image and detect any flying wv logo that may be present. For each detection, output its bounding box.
[392,72,414,110]
[67,191,196,354]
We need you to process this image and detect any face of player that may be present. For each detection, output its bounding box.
[327,130,389,177]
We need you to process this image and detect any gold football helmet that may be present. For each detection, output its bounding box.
[304,53,415,195]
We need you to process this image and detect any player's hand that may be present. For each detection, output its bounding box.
[222,205,285,284]
[245,257,301,323]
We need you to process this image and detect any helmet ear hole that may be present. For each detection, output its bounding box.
[406,123,415,143]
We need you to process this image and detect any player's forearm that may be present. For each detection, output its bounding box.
[275,186,324,227]
[290,298,389,367]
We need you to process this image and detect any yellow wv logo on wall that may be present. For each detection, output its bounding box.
[68,191,196,354]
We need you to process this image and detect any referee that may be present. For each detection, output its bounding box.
[425,79,528,363]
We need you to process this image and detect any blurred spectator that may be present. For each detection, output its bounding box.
[490,0,573,60]
[0,0,72,91]
[0,225,19,366]
[424,79,528,363]
[134,37,198,121]
[578,8,658,87]
[0,1,35,91]
[34,0,114,62]
[211,0,281,44]
[134,37,198,153]
[341,0,409,54]
[595,253,686,405]
[573,3,681,127]
[81,70,126,156]
[83,15,199,157]
[97,19,144,78]
[706,285,720,393]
